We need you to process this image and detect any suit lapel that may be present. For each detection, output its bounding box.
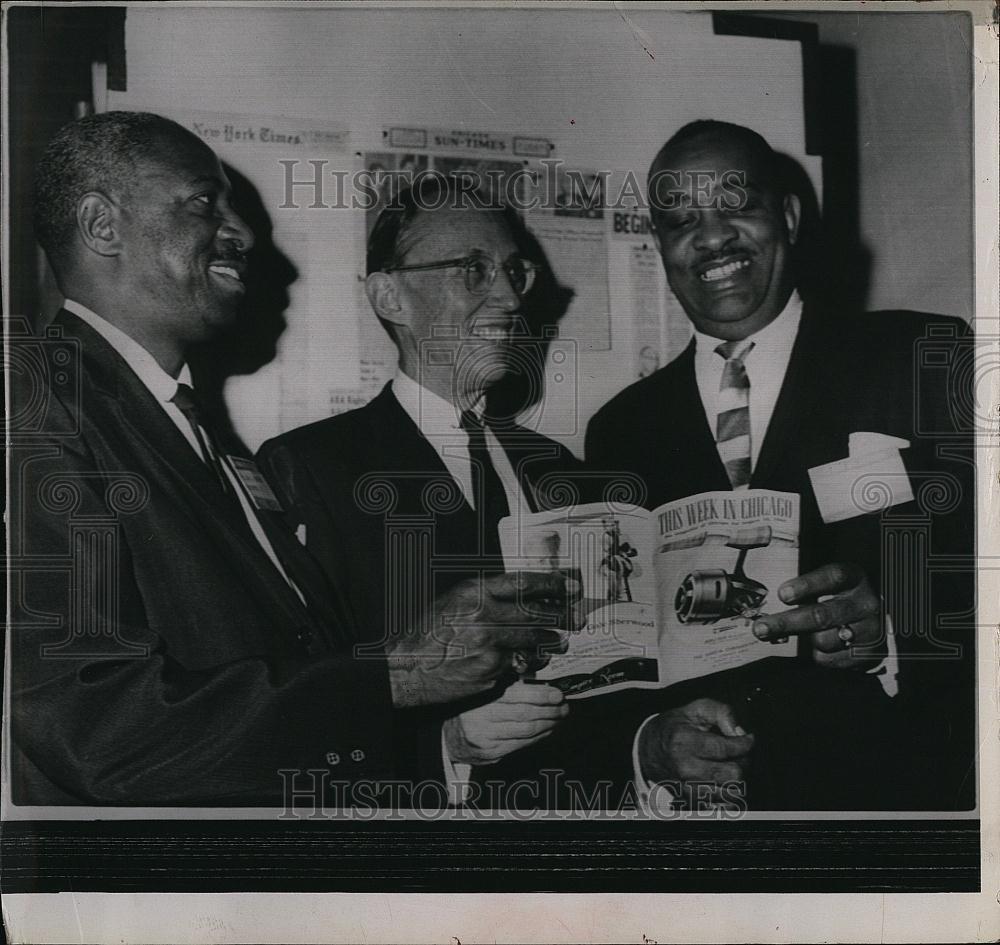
[62,312,316,634]
[372,386,479,515]
[374,387,499,568]
[751,305,836,488]
[489,425,569,513]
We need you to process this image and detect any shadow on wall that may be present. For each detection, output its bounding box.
[809,39,873,314]
[774,149,872,315]
[713,14,874,314]
[485,219,575,428]
[190,163,298,452]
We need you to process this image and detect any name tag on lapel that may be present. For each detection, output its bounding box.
[807,432,913,523]
[227,456,284,512]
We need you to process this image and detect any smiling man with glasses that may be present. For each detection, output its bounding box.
[258,175,583,806]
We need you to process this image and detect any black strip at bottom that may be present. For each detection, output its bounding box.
[0,819,979,893]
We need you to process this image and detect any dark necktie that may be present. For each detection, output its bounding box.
[460,410,510,560]
[170,383,238,502]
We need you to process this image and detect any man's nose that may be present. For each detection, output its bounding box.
[218,206,255,254]
[488,265,521,311]
[692,210,738,252]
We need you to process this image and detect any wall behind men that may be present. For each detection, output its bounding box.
[110,7,817,454]
[764,10,974,323]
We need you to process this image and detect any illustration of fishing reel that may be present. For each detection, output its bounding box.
[673,526,772,625]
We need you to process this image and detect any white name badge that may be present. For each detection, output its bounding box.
[808,433,913,524]
[227,456,284,512]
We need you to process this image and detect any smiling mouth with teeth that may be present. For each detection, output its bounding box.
[208,264,244,283]
[700,258,750,282]
[470,325,510,341]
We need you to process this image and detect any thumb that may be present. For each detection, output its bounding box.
[692,699,749,737]
[487,570,582,603]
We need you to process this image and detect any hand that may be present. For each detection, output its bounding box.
[443,680,569,766]
[639,699,754,791]
[751,562,886,670]
[386,571,582,708]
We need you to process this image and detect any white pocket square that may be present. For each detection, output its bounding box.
[808,432,913,524]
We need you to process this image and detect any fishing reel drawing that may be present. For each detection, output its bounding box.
[673,526,772,625]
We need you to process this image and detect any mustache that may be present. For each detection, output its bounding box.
[694,249,751,272]
[210,248,248,264]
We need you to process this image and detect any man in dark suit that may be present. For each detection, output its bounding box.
[586,121,975,810]
[258,177,589,794]
[8,112,571,807]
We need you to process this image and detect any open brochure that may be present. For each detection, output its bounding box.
[499,490,800,698]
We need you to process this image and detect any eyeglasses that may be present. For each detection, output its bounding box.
[384,252,540,297]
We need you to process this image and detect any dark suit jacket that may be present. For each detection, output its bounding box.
[8,311,396,806]
[257,382,586,788]
[583,307,976,810]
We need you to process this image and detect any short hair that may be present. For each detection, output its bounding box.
[647,120,785,208]
[366,172,523,275]
[33,111,192,268]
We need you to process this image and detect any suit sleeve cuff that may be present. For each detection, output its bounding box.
[441,726,473,805]
[866,613,900,698]
[633,714,678,814]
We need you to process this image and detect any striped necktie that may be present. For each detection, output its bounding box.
[715,339,755,489]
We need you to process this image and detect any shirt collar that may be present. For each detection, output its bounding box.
[392,368,483,437]
[63,298,193,402]
[692,291,803,365]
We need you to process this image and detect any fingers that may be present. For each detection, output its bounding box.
[501,716,565,739]
[493,625,565,654]
[755,563,879,641]
[485,570,583,604]
[810,615,887,673]
[461,708,567,745]
[753,595,865,640]
[699,761,749,784]
[682,698,748,735]
[477,701,569,725]
[472,687,569,726]
[670,739,750,784]
[809,618,881,654]
[640,702,755,786]
[497,680,566,706]
[777,562,866,604]
[480,726,559,760]
[712,703,748,738]
[689,730,755,761]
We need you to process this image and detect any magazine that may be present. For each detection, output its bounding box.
[498,490,800,698]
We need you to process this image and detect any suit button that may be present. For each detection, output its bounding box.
[350,749,365,763]
[326,752,341,766]
[296,627,314,648]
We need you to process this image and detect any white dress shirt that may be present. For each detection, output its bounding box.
[62,300,301,598]
[392,368,534,517]
[393,368,536,803]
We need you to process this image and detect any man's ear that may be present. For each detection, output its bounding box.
[783,192,802,247]
[76,192,122,257]
[365,272,409,328]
